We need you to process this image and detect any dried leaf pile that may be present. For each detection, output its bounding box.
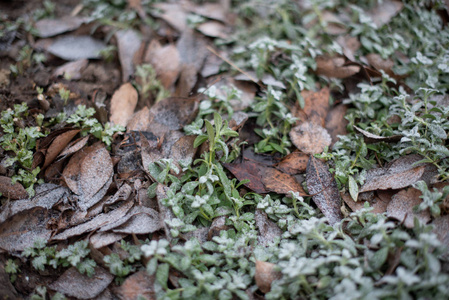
[1,0,449,299]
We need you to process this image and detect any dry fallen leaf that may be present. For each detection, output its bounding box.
[386,187,430,228]
[110,82,138,127]
[114,270,155,300]
[43,129,80,168]
[144,40,181,89]
[224,161,269,194]
[0,175,28,200]
[35,16,88,38]
[325,104,348,145]
[255,260,281,294]
[359,154,435,193]
[48,266,113,299]
[336,35,361,62]
[366,53,395,76]
[47,35,107,61]
[197,21,229,39]
[0,207,53,251]
[262,167,306,195]
[353,125,402,144]
[116,29,142,82]
[341,191,390,214]
[306,156,343,225]
[300,88,330,126]
[275,151,309,175]
[63,143,113,210]
[53,59,88,80]
[367,0,404,27]
[432,215,449,248]
[255,210,282,247]
[290,121,332,154]
[315,55,360,78]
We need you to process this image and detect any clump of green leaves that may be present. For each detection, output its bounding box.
[4,259,20,283]
[134,64,170,103]
[67,105,125,146]
[0,103,46,196]
[103,240,144,283]
[22,239,96,277]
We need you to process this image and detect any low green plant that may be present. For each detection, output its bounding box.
[66,105,125,146]
[103,240,144,283]
[22,239,96,277]
[134,64,170,103]
[0,103,47,196]
[4,259,20,283]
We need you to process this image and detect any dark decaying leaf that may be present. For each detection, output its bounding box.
[432,215,449,249]
[336,35,360,62]
[353,125,402,144]
[116,29,142,82]
[58,135,89,158]
[0,207,54,251]
[0,175,28,200]
[386,187,430,228]
[290,121,332,154]
[275,151,309,175]
[48,266,113,299]
[43,129,80,168]
[255,210,282,247]
[47,35,107,61]
[366,53,395,76]
[306,156,343,225]
[359,154,436,193]
[325,104,348,145]
[51,200,133,240]
[255,260,281,294]
[114,270,155,300]
[110,82,138,127]
[34,16,88,38]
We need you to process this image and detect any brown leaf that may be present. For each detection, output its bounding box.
[53,59,88,80]
[90,232,127,249]
[63,143,113,210]
[43,129,80,168]
[353,125,402,144]
[112,206,162,234]
[262,167,306,195]
[359,155,432,193]
[432,215,449,248]
[341,191,390,214]
[290,121,332,154]
[127,106,151,132]
[366,53,395,76]
[110,82,138,127]
[306,156,343,225]
[0,175,28,199]
[255,260,281,294]
[336,35,361,62]
[51,199,133,240]
[224,161,269,194]
[49,266,113,299]
[325,104,348,145]
[275,151,309,175]
[300,88,330,126]
[47,35,107,61]
[153,3,187,32]
[367,0,404,27]
[116,29,142,81]
[0,207,53,251]
[197,21,229,39]
[187,2,229,23]
[208,216,229,240]
[35,16,88,38]
[387,187,430,228]
[58,135,89,158]
[144,40,181,90]
[156,184,176,241]
[177,28,209,73]
[114,270,155,300]
[255,210,282,247]
[315,55,360,78]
